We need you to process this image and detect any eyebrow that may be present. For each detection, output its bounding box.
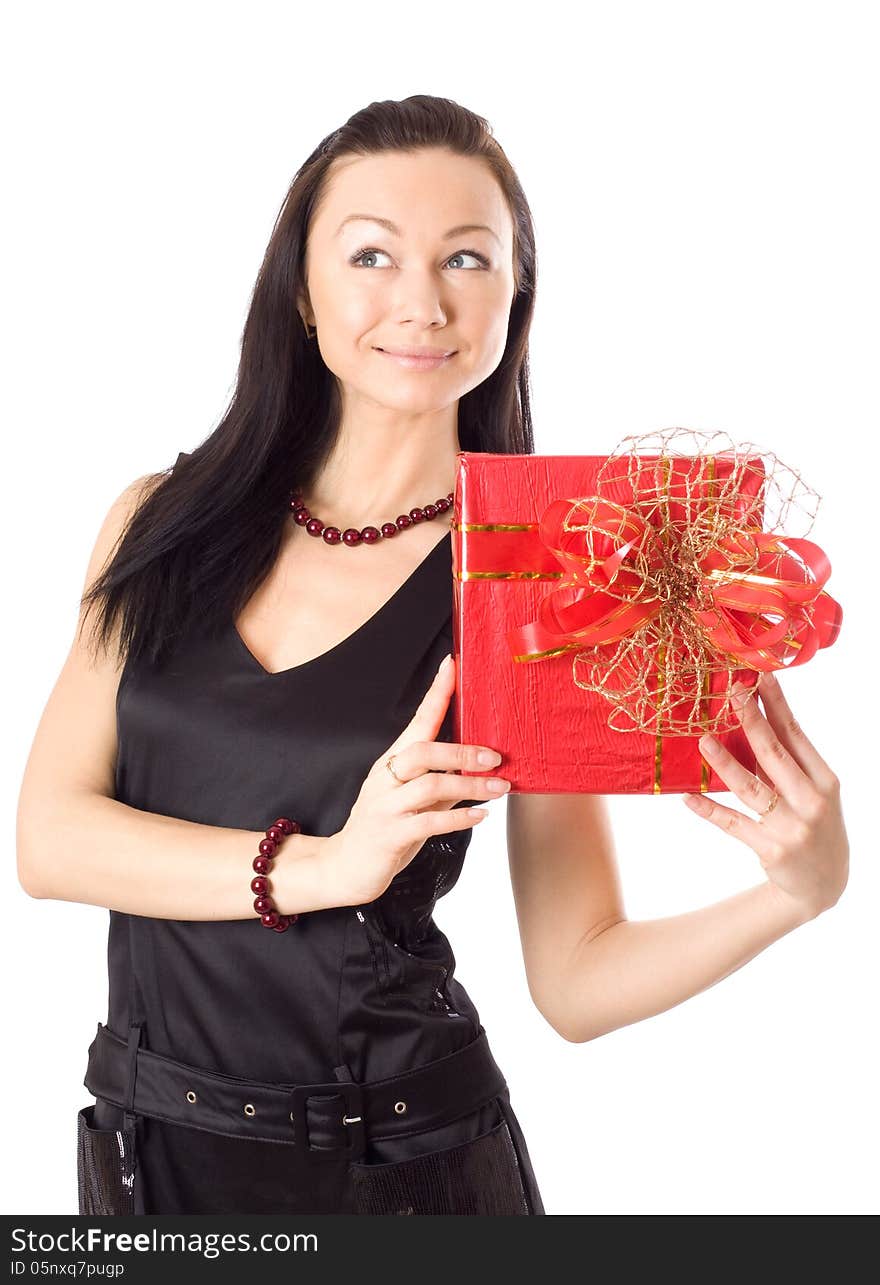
[335,214,501,245]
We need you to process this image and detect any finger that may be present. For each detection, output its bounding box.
[755,670,837,789]
[398,806,489,844]
[729,681,816,813]
[682,790,771,852]
[391,739,500,784]
[697,731,780,817]
[754,757,775,790]
[400,769,510,812]
[387,653,455,755]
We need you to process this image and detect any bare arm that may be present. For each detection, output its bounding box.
[16,472,332,919]
[554,880,805,1044]
[19,790,331,919]
[507,792,806,1044]
[506,790,625,1037]
[507,674,847,1045]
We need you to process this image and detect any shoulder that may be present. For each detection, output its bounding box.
[81,456,183,638]
[102,448,190,541]
[93,469,167,563]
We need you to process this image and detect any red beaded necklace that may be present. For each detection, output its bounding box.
[290,488,454,546]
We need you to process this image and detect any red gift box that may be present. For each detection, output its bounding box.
[450,448,840,794]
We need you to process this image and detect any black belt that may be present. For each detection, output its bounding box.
[83,1022,507,1162]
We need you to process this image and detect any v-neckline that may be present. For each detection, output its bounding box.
[228,529,452,679]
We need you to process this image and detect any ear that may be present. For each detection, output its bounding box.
[296,291,315,328]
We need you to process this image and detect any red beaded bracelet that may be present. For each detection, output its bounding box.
[250,816,301,932]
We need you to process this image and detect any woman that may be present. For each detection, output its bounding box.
[17,95,849,1216]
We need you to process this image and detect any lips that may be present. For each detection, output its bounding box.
[375,347,455,358]
[374,347,455,370]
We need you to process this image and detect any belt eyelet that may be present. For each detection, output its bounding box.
[185,1090,197,1104]
[394,1100,407,1114]
[243,1103,256,1117]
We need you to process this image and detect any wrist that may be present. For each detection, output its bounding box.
[309,831,366,911]
[761,878,816,931]
[277,831,336,914]
[312,831,386,910]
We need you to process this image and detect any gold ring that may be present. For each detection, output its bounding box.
[386,755,404,784]
[759,789,780,820]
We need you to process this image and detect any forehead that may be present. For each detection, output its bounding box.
[313,148,512,241]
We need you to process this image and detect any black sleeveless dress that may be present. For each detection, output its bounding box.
[88,457,545,1215]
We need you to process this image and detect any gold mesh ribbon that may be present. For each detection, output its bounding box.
[504,427,842,737]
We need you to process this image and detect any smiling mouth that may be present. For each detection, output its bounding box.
[374,348,456,366]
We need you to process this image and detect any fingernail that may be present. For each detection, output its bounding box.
[700,733,720,755]
[438,653,452,674]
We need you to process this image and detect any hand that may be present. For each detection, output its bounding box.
[319,653,511,907]
[682,670,849,924]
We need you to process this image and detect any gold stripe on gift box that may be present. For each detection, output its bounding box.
[701,456,716,793]
[457,521,566,582]
[653,457,672,792]
[654,638,668,794]
[652,454,715,792]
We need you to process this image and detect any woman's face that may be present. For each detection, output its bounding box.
[299,147,517,416]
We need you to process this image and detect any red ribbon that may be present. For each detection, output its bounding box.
[505,495,842,671]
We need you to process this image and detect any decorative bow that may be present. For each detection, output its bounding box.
[504,469,841,736]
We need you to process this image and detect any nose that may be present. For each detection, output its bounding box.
[390,266,449,328]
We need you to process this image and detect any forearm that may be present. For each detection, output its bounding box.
[555,881,810,1044]
[17,790,337,919]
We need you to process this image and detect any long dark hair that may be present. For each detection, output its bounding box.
[80,94,538,671]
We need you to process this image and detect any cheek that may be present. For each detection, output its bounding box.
[331,295,378,335]
[314,265,381,330]
[466,301,511,364]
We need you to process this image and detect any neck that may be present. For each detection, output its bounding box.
[301,407,460,530]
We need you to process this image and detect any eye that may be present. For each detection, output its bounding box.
[445,250,490,270]
[350,247,490,270]
[350,247,393,268]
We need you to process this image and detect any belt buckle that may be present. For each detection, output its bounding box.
[288,1081,366,1161]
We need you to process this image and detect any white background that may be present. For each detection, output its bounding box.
[3,0,877,1216]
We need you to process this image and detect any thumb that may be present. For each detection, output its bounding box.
[387,653,455,756]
